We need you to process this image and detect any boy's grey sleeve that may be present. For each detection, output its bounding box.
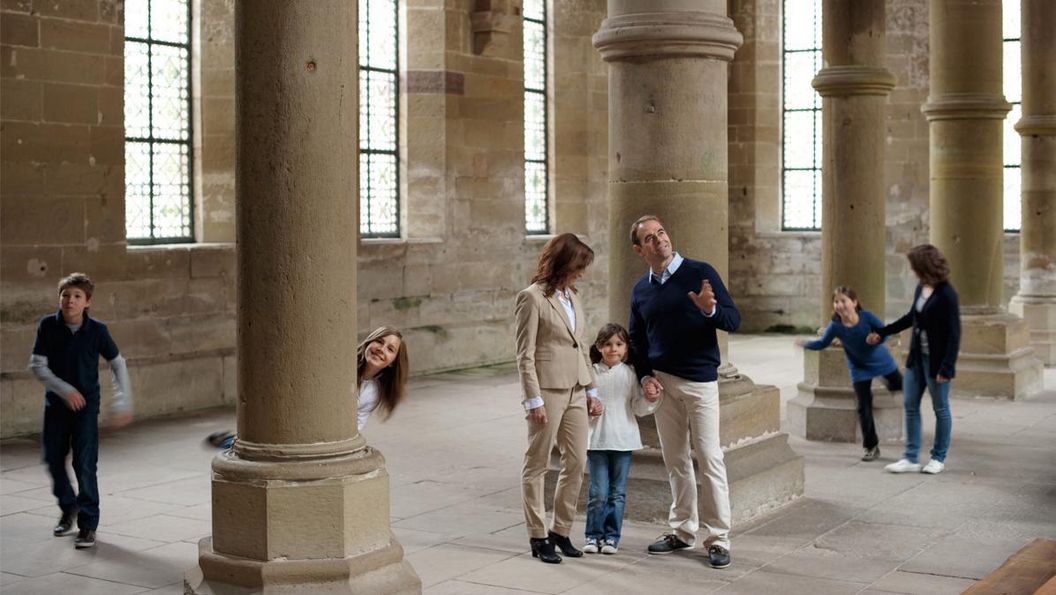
[28,354,77,397]
[107,355,133,412]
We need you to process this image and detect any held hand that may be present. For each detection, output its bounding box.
[866,332,881,346]
[64,390,86,411]
[936,375,949,384]
[642,377,663,402]
[527,405,548,424]
[105,411,133,430]
[587,397,604,417]
[794,338,806,348]
[688,279,717,315]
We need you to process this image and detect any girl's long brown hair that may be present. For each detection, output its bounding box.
[589,323,630,364]
[830,286,863,321]
[531,233,595,297]
[356,326,408,420]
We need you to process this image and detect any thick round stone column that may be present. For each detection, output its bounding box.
[788,1,901,442]
[592,0,803,526]
[922,0,1042,398]
[185,2,420,593]
[1009,0,1056,366]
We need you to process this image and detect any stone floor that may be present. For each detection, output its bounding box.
[2,334,1055,594]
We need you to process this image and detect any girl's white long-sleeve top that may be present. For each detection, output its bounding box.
[587,362,658,451]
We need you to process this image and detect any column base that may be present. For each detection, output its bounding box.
[1009,294,1056,366]
[547,377,804,526]
[185,446,421,594]
[954,312,1044,399]
[185,537,421,595]
[787,346,903,443]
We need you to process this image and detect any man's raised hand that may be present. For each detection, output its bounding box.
[688,279,717,315]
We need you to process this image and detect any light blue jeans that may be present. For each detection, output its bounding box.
[902,355,952,463]
[585,450,632,546]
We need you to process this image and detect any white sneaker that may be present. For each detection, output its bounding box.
[600,539,618,555]
[921,460,945,474]
[582,538,599,554]
[885,458,921,473]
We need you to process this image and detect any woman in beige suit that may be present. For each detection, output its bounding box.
[516,233,603,564]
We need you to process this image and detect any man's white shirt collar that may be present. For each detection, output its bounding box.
[651,252,684,285]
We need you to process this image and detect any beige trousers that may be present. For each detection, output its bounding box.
[521,386,588,539]
[654,371,731,549]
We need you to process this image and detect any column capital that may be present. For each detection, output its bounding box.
[922,93,1012,121]
[592,11,742,62]
[1016,115,1056,136]
[811,65,896,97]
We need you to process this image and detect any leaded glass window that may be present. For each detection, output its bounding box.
[781,0,823,231]
[359,0,400,238]
[523,0,549,234]
[1003,1,1022,232]
[124,0,193,243]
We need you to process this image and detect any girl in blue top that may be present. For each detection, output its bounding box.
[796,286,901,462]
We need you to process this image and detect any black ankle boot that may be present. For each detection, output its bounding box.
[530,537,562,564]
[548,531,583,557]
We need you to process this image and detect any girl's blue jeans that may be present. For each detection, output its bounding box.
[902,355,952,463]
[585,450,632,545]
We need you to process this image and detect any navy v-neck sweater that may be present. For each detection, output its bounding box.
[628,258,740,382]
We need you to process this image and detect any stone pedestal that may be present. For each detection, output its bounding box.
[549,370,803,525]
[922,0,1043,400]
[788,347,903,444]
[186,2,420,593]
[1009,0,1056,366]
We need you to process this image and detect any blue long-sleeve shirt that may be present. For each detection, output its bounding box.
[629,256,740,382]
[803,310,898,383]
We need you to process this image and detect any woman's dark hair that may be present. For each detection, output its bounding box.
[356,326,408,420]
[531,233,595,297]
[830,286,863,321]
[589,323,630,364]
[906,244,950,286]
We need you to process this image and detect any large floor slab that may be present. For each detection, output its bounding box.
[0,334,1053,593]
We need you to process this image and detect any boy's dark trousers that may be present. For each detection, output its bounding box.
[42,405,100,531]
[851,371,903,450]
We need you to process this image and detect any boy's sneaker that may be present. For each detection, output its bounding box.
[74,529,96,549]
[921,460,945,474]
[647,533,690,555]
[861,446,880,462]
[707,545,731,569]
[53,511,76,536]
[884,458,921,473]
[600,539,618,555]
[582,538,599,554]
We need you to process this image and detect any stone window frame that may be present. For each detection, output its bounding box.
[523,0,551,236]
[1002,0,1022,233]
[123,0,196,245]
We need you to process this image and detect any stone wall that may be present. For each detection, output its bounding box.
[0,0,610,437]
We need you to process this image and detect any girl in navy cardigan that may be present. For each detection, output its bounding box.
[868,244,961,475]
[797,286,901,462]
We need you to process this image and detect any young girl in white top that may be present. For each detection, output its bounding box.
[207,326,408,448]
[355,326,409,432]
[583,323,659,554]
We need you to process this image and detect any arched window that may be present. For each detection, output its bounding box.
[124,0,193,243]
[359,0,400,238]
[523,0,549,234]
[1003,1,1022,232]
[780,0,822,231]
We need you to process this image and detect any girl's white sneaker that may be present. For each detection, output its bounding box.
[921,460,945,474]
[884,459,921,473]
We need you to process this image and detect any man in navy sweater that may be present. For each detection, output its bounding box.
[627,215,740,569]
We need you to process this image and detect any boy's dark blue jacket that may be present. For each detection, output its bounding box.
[879,282,961,379]
[629,257,740,382]
[32,310,119,414]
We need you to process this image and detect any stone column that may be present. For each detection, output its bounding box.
[185,3,420,593]
[1009,0,1056,366]
[922,0,1042,399]
[787,1,901,443]
[592,0,803,525]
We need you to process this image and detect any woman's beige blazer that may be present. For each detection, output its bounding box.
[514,282,596,400]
